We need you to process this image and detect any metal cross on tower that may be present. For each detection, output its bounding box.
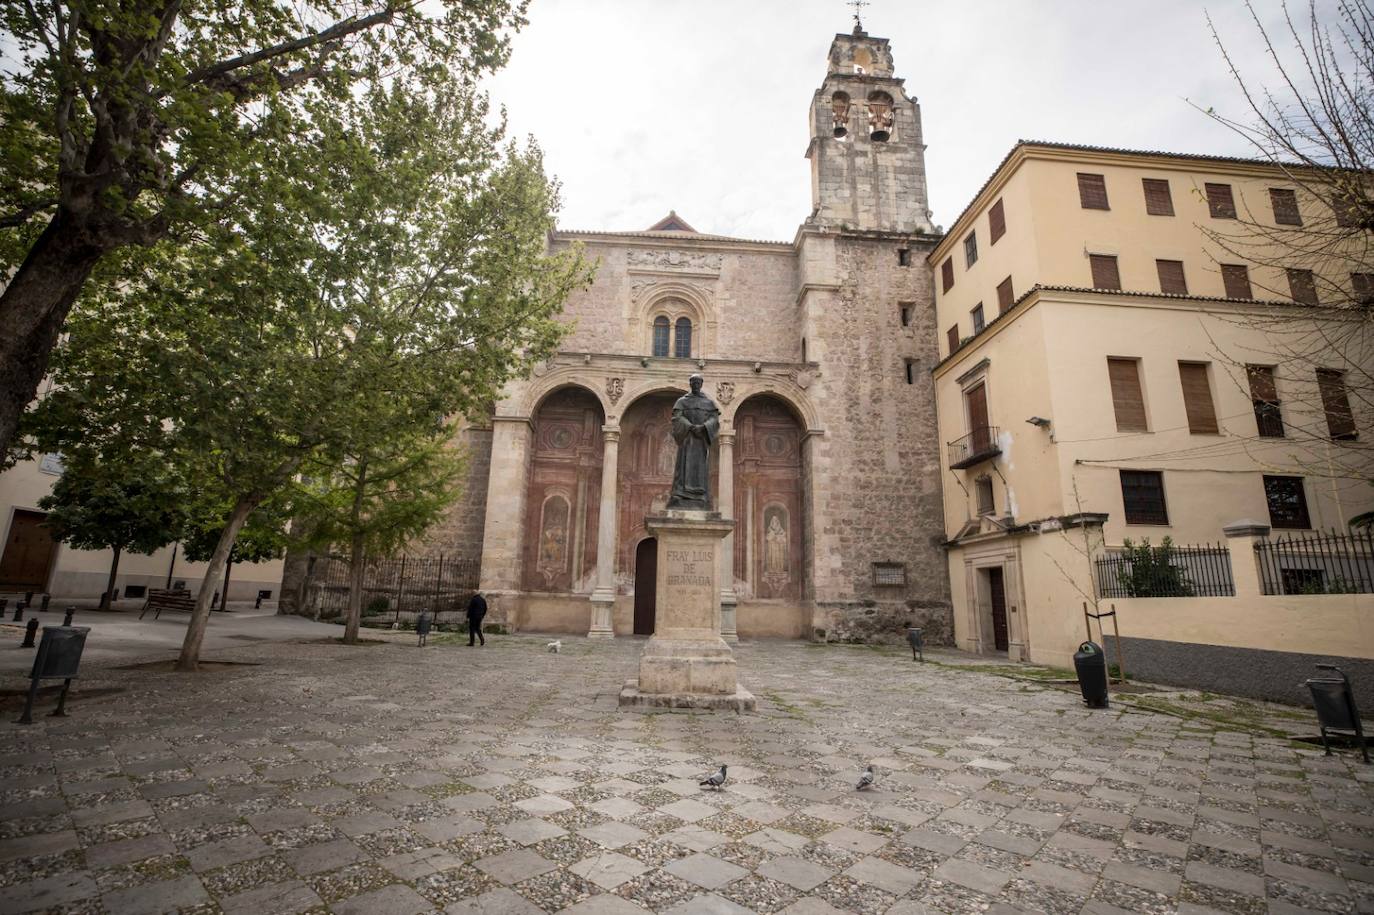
[848,0,869,30]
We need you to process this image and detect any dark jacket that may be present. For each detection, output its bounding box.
[466,593,487,621]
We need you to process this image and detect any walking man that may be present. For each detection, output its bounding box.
[466,592,487,646]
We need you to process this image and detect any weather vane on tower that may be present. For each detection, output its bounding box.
[848,0,869,31]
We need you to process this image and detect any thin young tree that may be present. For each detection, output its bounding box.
[181,503,288,610]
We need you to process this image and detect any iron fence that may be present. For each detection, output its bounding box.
[1095,542,1235,598]
[1256,528,1374,595]
[948,426,1001,469]
[303,553,480,625]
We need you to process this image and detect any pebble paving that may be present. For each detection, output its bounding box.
[1,632,1372,914]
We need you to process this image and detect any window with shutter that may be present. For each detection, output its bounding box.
[975,476,995,516]
[1077,173,1109,209]
[1264,475,1311,529]
[971,304,985,333]
[1246,365,1284,438]
[1142,178,1174,216]
[989,198,1006,244]
[1178,362,1219,434]
[1107,357,1148,432]
[1120,470,1168,525]
[1089,254,1121,290]
[1353,272,1374,304]
[941,257,954,292]
[1205,183,1237,218]
[1287,268,1319,304]
[964,231,978,267]
[1221,264,1252,299]
[1270,188,1302,225]
[996,276,1014,313]
[1156,259,1188,294]
[1317,369,1357,439]
[947,325,960,355]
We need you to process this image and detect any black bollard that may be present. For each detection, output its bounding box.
[63,607,76,626]
[40,594,50,611]
[12,603,23,622]
[0,598,6,616]
[24,591,33,605]
[22,618,39,648]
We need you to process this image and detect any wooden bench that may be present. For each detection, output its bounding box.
[139,589,196,620]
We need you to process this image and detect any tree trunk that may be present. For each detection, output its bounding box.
[219,556,234,611]
[101,545,122,611]
[176,497,256,671]
[343,532,366,644]
[0,214,108,458]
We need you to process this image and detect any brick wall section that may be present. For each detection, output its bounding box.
[801,230,952,643]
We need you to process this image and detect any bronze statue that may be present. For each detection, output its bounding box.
[668,374,720,510]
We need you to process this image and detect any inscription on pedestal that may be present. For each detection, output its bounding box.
[665,549,713,589]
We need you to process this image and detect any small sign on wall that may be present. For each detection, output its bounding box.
[38,453,64,476]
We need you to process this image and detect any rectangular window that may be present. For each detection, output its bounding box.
[1246,365,1284,438]
[1078,173,1110,210]
[898,248,911,267]
[947,325,960,355]
[996,276,1014,313]
[1270,188,1302,226]
[1264,475,1311,529]
[941,257,954,292]
[1178,362,1219,434]
[1354,272,1374,305]
[1089,254,1121,290]
[904,358,915,385]
[964,231,978,267]
[1107,357,1148,432]
[1120,470,1169,525]
[1287,268,1319,304]
[976,477,995,516]
[1156,259,1188,294]
[1142,178,1174,216]
[1317,368,1358,440]
[970,303,985,334]
[989,198,1006,244]
[1333,192,1362,228]
[1205,182,1237,218]
[1221,263,1252,299]
[872,563,906,586]
[899,303,912,327]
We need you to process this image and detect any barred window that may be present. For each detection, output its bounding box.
[1264,475,1311,529]
[1120,470,1168,525]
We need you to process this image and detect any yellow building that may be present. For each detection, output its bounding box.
[931,142,1374,698]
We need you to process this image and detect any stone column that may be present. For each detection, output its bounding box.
[717,430,739,642]
[587,425,620,638]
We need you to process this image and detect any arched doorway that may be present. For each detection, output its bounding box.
[522,387,604,594]
[732,395,805,601]
[634,537,657,634]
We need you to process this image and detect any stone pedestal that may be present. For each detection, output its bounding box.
[619,511,755,711]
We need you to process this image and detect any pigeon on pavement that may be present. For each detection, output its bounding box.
[700,765,728,790]
[856,764,876,791]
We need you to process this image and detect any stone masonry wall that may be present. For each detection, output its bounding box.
[410,424,494,561]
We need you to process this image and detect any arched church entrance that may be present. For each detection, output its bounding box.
[522,387,604,594]
[732,394,805,602]
[633,537,657,634]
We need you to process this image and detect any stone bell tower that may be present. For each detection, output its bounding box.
[806,22,935,234]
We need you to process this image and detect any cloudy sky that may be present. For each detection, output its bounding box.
[482,0,1319,240]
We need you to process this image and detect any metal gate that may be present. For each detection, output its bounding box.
[303,554,480,626]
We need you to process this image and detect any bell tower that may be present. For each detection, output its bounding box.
[806,19,934,234]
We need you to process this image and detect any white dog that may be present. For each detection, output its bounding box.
[546,640,562,654]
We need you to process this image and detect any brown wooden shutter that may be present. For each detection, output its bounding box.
[1353,272,1374,304]
[1089,254,1121,290]
[988,198,1006,243]
[1205,183,1237,218]
[996,276,1014,312]
[1142,178,1174,216]
[947,325,960,355]
[1077,173,1109,209]
[1107,358,1148,432]
[1178,362,1219,433]
[1270,188,1302,226]
[1317,369,1357,439]
[966,384,990,452]
[941,257,954,292]
[1156,259,1188,294]
[1287,268,1319,304]
[1221,264,1252,299]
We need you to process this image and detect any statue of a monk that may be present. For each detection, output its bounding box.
[667,374,720,510]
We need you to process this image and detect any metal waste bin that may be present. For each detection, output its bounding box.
[906,627,924,662]
[1073,640,1109,709]
[1305,664,1368,763]
[416,611,432,647]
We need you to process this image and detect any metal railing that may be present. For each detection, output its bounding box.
[303,553,481,622]
[948,426,1001,469]
[1096,541,1235,598]
[1256,528,1374,595]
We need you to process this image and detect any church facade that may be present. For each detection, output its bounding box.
[430,26,954,642]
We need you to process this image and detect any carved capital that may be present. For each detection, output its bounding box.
[601,425,621,444]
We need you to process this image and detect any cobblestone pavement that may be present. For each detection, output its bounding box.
[2,633,1372,915]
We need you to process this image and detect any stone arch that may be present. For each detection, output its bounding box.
[521,374,612,421]
[630,281,715,357]
[731,393,807,603]
[720,380,820,433]
[522,387,605,594]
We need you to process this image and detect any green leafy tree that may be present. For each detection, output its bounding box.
[37,450,185,609]
[0,0,528,461]
[1116,537,1196,598]
[26,65,589,670]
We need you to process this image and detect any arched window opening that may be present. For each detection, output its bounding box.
[867,91,894,142]
[831,92,850,138]
[652,316,670,357]
[674,317,693,358]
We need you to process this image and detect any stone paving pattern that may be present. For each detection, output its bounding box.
[2,634,1372,914]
